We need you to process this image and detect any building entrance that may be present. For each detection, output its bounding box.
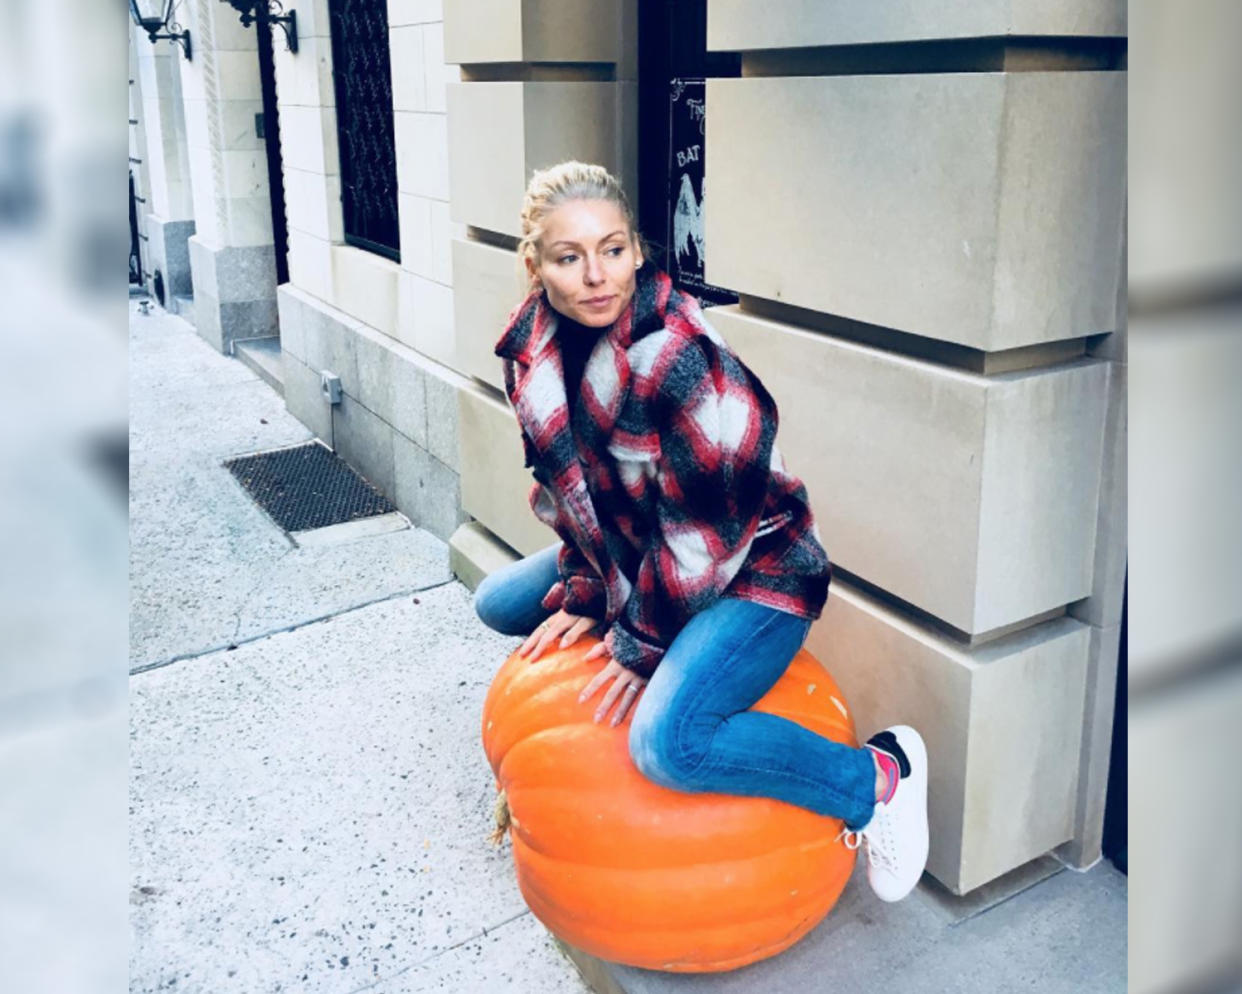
[637,0,739,306]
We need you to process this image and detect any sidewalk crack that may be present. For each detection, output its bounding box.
[130,577,458,676]
[341,910,531,994]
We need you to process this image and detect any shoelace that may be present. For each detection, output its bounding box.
[835,811,899,874]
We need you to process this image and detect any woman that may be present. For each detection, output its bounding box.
[474,161,929,903]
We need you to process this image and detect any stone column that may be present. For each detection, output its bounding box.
[179,0,279,353]
[132,26,197,313]
[702,0,1126,895]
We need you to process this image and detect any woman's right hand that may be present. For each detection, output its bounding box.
[520,608,601,663]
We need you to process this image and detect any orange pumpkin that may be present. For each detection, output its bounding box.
[481,634,859,973]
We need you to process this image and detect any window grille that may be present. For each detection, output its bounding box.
[328,0,400,261]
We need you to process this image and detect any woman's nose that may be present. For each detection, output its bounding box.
[583,255,604,285]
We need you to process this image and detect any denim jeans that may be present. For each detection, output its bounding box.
[473,541,879,831]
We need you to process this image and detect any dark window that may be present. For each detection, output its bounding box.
[329,0,400,261]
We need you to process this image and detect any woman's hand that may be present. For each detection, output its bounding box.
[519,608,600,663]
[579,643,647,726]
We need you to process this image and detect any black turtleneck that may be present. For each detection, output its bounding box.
[558,316,605,410]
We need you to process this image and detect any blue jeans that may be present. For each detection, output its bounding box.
[473,541,878,831]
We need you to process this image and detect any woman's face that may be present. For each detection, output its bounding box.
[528,199,644,328]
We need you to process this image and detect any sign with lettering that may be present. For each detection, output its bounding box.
[665,78,736,307]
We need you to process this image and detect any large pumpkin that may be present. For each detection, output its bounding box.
[481,635,859,973]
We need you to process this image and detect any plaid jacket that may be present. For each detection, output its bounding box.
[494,263,832,677]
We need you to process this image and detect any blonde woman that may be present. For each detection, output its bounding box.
[473,161,930,902]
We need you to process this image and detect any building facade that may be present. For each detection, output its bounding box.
[130,0,1127,897]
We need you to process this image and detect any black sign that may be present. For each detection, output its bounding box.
[665,78,736,308]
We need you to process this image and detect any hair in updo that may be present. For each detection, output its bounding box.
[517,161,648,293]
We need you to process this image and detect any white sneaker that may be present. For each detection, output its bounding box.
[836,725,930,902]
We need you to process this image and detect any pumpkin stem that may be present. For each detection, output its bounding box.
[489,789,511,846]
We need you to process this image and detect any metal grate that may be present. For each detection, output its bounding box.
[224,442,396,532]
[328,0,400,261]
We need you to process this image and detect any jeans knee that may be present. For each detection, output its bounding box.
[628,708,708,790]
[472,576,517,635]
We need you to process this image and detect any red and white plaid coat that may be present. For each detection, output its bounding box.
[494,263,831,677]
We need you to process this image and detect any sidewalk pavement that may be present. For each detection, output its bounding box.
[129,300,1127,994]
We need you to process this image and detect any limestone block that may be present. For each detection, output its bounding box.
[808,578,1090,895]
[389,0,443,28]
[334,393,396,499]
[1070,358,1126,629]
[396,271,458,372]
[273,34,335,109]
[708,305,1109,634]
[1054,620,1122,869]
[277,105,340,177]
[446,81,636,238]
[451,237,522,392]
[281,350,332,442]
[216,99,265,153]
[284,168,344,243]
[224,194,275,247]
[354,325,397,429]
[429,200,459,285]
[331,245,401,339]
[286,229,334,306]
[457,383,556,557]
[398,193,435,280]
[706,0,1126,49]
[390,350,429,449]
[423,22,456,115]
[394,433,467,542]
[213,51,263,100]
[424,372,461,471]
[276,284,309,362]
[704,72,1126,351]
[449,520,521,592]
[291,293,361,400]
[291,0,331,37]
[444,0,622,64]
[390,25,428,113]
[395,111,450,201]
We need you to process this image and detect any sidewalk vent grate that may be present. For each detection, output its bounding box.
[224,442,396,532]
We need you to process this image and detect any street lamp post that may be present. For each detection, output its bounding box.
[128,0,192,61]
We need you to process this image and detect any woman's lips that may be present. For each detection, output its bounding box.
[582,295,615,308]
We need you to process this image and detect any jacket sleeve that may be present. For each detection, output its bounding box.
[539,526,608,620]
[604,335,775,677]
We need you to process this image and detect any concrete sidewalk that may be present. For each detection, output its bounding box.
[129,301,1127,993]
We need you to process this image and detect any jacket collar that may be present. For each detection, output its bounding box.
[493,260,672,365]
[491,264,678,616]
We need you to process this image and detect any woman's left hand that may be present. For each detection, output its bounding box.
[579,643,647,726]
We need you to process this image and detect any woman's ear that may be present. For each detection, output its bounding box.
[525,253,541,288]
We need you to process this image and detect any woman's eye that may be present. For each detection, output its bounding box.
[557,255,577,265]
[606,246,623,257]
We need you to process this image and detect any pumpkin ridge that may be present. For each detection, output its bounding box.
[518,866,845,972]
[511,831,852,927]
[499,783,844,868]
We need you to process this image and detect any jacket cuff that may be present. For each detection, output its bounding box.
[604,619,666,679]
[562,575,607,619]
[540,580,566,613]
[540,577,606,618]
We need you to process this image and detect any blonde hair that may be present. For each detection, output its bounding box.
[517,161,648,293]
